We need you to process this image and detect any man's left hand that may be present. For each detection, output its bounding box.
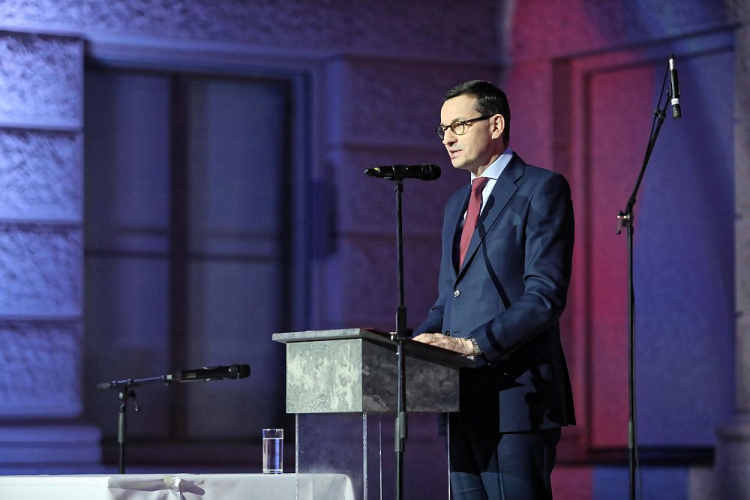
[412,333,474,356]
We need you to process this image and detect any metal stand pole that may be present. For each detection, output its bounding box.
[393,179,409,500]
[117,387,139,474]
[616,62,673,500]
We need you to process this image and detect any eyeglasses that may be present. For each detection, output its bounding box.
[436,115,494,139]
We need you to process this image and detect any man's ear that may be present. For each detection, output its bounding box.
[490,115,505,140]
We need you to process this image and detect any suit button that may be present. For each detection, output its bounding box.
[453,289,461,298]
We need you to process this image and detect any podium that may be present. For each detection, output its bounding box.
[273,328,475,414]
[272,328,477,499]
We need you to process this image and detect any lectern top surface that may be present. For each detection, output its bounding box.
[272,328,378,343]
[272,328,478,369]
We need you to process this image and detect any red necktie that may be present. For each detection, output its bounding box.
[459,177,489,268]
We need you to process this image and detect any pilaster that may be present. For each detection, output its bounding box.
[715,8,750,497]
[0,28,100,468]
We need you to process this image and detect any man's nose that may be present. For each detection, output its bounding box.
[442,129,456,146]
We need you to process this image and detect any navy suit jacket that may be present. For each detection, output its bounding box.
[415,154,576,433]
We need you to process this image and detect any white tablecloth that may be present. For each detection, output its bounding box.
[0,473,355,500]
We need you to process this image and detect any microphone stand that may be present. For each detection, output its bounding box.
[393,178,409,500]
[616,63,673,500]
[99,375,167,474]
[99,366,250,473]
[366,169,437,499]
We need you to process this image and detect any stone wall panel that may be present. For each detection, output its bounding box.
[0,1,81,25]
[737,218,750,324]
[350,0,498,62]
[1,0,349,49]
[505,60,554,169]
[736,26,750,212]
[339,60,499,145]
[1,1,503,62]
[0,225,81,316]
[79,0,349,49]
[512,0,737,62]
[338,235,441,327]
[0,321,82,416]
[0,130,81,221]
[0,32,81,124]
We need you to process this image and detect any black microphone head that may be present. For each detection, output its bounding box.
[373,164,441,180]
[231,364,251,379]
[417,164,441,180]
[668,54,681,119]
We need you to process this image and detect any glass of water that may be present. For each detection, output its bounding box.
[262,428,284,474]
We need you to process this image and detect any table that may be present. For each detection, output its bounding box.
[0,473,355,500]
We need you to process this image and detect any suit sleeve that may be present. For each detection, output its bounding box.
[472,173,574,363]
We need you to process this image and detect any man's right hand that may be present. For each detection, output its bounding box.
[413,333,474,356]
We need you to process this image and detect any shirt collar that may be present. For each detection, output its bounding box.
[470,148,514,182]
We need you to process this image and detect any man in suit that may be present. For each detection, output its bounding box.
[413,80,575,499]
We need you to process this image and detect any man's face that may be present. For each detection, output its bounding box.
[440,94,501,174]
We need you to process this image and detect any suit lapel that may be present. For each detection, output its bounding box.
[449,186,471,276]
[456,154,525,279]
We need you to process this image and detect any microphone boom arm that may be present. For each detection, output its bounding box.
[97,363,251,390]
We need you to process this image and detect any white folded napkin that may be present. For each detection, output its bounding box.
[108,475,205,496]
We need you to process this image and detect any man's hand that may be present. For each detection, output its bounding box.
[412,333,474,356]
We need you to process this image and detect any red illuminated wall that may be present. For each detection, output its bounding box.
[507,1,737,456]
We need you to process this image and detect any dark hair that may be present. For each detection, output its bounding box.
[444,80,511,144]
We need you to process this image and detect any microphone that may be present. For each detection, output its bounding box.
[167,364,251,382]
[365,164,441,181]
[669,54,681,119]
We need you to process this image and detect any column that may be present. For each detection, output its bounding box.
[716,6,750,498]
[0,29,100,470]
